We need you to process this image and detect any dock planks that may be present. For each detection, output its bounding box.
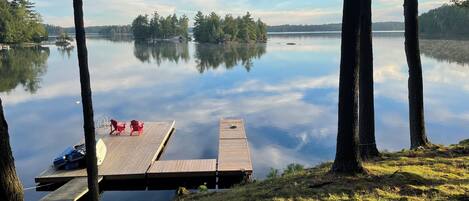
[39,177,103,201]
[218,119,253,174]
[148,159,217,178]
[35,121,175,183]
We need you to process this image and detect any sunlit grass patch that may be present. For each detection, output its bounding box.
[179,139,469,201]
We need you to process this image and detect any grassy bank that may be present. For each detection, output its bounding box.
[181,139,469,201]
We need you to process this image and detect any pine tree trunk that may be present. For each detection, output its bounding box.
[359,0,380,160]
[0,98,24,201]
[331,0,365,174]
[404,0,430,149]
[73,1,99,200]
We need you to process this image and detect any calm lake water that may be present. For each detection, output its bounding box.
[1,33,469,200]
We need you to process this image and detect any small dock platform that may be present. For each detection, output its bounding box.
[36,119,252,200]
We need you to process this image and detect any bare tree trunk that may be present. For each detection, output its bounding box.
[73,1,99,200]
[404,0,430,149]
[331,0,365,174]
[0,98,24,201]
[359,0,380,160]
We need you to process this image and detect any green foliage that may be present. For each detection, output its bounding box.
[419,4,469,35]
[266,168,279,179]
[0,47,49,93]
[131,12,189,40]
[193,11,267,43]
[198,182,208,193]
[282,163,305,176]
[0,0,47,43]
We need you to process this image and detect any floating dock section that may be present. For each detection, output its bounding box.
[37,119,252,200]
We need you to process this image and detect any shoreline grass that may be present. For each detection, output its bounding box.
[180,139,469,201]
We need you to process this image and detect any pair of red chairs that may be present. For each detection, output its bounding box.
[110,119,144,136]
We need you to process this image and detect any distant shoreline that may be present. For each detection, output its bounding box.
[267,30,404,35]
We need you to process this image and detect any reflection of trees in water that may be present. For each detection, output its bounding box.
[57,46,74,59]
[420,39,469,66]
[0,47,50,93]
[195,43,267,73]
[133,42,190,65]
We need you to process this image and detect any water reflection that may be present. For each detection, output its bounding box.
[420,39,469,66]
[57,46,74,59]
[1,35,468,201]
[195,43,266,73]
[133,42,190,65]
[0,47,49,93]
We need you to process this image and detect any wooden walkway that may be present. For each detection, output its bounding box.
[218,119,253,174]
[37,119,252,200]
[148,159,217,178]
[40,177,103,201]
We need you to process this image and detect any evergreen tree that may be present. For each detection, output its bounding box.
[332,0,365,174]
[0,0,46,43]
[193,11,267,43]
[404,0,431,149]
[359,0,380,160]
[131,15,150,40]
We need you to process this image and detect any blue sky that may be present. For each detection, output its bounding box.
[34,0,447,27]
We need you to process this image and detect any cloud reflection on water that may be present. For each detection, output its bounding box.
[0,33,468,200]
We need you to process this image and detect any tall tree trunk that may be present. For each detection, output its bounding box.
[73,1,99,200]
[0,98,24,201]
[359,0,380,160]
[404,0,430,149]
[331,0,365,174]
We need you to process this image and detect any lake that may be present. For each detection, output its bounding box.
[1,33,468,200]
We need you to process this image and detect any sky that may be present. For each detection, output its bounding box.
[34,0,448,27]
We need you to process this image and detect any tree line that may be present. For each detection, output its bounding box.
[131,12,189,40]
[268,22,404,32]
[0,0,46,43]
[193,12,267,43]
[44,24,132,36]
[419,4,469,35]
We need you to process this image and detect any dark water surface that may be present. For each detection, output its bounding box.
[1,33,468,200]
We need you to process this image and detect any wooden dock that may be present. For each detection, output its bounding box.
[36,121,176,183]
[36,119,252,200]
[40,177,103,201]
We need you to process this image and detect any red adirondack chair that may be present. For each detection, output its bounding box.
[130,120,144,136]
[110,119,126,135]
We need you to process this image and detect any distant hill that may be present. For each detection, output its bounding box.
[267,22,404,32]
[419,5,469,35]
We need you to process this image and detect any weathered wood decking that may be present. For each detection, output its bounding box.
[35,121,175,183]
[40,177,103,201]
[37,119,252,200]
[148,159,217,178]
[218,119,253,174]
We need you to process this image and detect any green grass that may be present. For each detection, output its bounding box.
[179,139,469,201]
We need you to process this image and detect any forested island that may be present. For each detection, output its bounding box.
[0,0,47,43]
[131,12,189,41]
[193,12,267,43]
